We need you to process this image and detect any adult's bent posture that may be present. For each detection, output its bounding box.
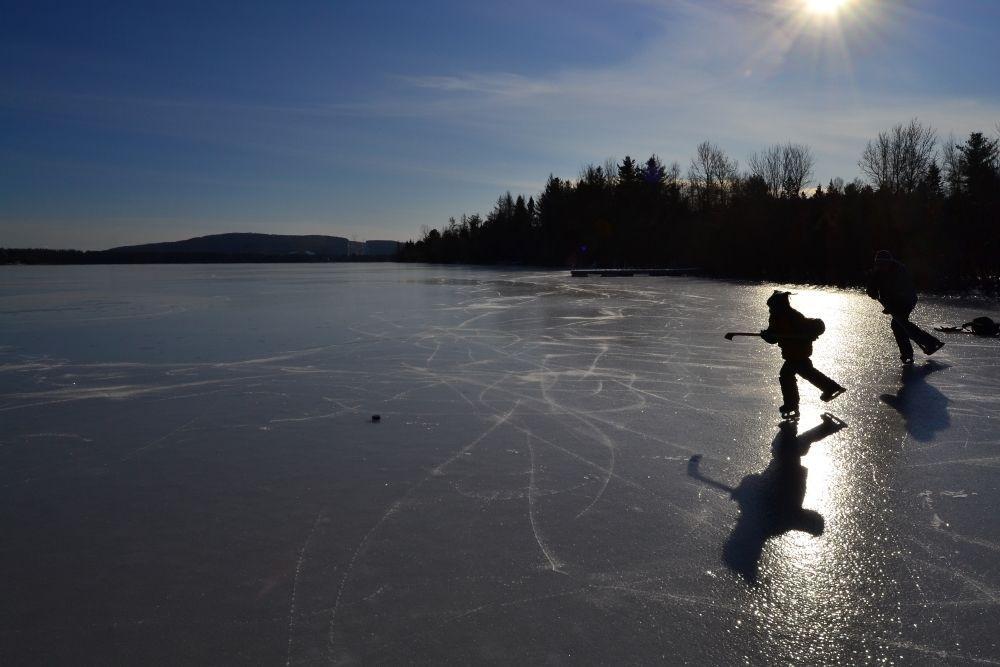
[866,250,943,364]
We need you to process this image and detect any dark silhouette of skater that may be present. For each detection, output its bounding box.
[760,290,844,420]
[880,360,950,442]
[687,413,847,583]
[866,250,944,364]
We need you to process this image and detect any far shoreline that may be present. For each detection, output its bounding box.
[4,256,998,302]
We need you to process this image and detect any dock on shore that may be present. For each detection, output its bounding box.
[570,268,701,277]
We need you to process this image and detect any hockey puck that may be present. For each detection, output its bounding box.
[371,414,381,423]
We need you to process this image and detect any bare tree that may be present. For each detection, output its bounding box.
[665,161,681,188]
[747,146,783,197]
[859,119,937,194]
[781,143,814,197]
[747,143,815,198]
[602,157,619,186]
[940,134,962,196]
[688,141,739,209]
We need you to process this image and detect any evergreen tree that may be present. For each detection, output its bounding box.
[641,155,666,187]
[920,162,943,198]
[403,126,1000,290]
[617,156,641,186]
[956,132,1000,199]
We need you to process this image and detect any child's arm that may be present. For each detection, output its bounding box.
[760,312,779,344]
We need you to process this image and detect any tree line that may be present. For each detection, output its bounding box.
[398,119,1000,290]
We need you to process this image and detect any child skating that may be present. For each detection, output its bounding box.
[725,290,845,420]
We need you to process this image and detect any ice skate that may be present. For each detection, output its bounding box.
[920,339,944,356]
[779,404,800,421]
[820,412,847,428]
[820,385,845,402]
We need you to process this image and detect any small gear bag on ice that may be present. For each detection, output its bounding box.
[935,316,1000,337]
[967,316,1000,337]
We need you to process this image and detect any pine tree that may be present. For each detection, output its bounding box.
[641,155,666,186]
[617,156,640,186]
[956,132,1000,199]
[920,161,943,198]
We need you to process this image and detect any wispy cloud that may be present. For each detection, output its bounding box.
[381,0,1000,181]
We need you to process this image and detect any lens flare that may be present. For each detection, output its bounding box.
[805,0,849,15]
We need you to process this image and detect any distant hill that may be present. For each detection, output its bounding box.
[106,233,350,256]
[363,240,401,256]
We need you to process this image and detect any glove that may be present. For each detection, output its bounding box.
[760,330,778,344]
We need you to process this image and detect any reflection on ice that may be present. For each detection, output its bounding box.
[688,414,846,582]
[880,361,950,441]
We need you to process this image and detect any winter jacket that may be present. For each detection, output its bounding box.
[866,259,917,314]
[762,308,815,361]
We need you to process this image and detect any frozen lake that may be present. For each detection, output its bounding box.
[1,263,998,664]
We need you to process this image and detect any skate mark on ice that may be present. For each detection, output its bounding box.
[120,415,201,462]
[270,404,360,424]
[364,586,594,659]
[911,455,1000,469]
[525,433,565,573]
[327,404,519,658]
[534,354,615,518]
[431,403,518,475]
[569,415,615,518]
[286,510,324,666]
[903,552,1000,604]
[512,423,701,524]
[882,640,1000,665]
[580,342,609,379]
[425,341,441,366]
[22,432,93,443]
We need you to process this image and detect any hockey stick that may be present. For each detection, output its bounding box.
[724,332,762,341]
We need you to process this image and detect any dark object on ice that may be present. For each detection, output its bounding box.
[935,316,1000,337]
[881,361,950,442]
[371,414,381,423]
[759,291,843,416]
[687,413,847,583]
[866,251,944,362]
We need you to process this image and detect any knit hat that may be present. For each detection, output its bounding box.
[874,250,893,264]
[766,290,792,308]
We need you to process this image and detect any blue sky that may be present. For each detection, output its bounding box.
[2,0,999,249]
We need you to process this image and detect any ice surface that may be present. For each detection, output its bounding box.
[1,264,998,664]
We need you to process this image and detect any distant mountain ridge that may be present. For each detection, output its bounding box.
[107,233,351,256]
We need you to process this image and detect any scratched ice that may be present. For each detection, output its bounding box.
[1,264,998,664]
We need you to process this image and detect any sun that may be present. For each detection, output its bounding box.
[805,0,849,15]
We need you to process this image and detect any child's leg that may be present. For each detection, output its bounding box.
[798,359,842,394]
[779,361,800,408]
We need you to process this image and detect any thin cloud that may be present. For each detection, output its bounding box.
[385,1,1000,184]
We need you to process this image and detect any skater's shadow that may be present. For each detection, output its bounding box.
[687,415,847,583]
[880,361,949,442]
